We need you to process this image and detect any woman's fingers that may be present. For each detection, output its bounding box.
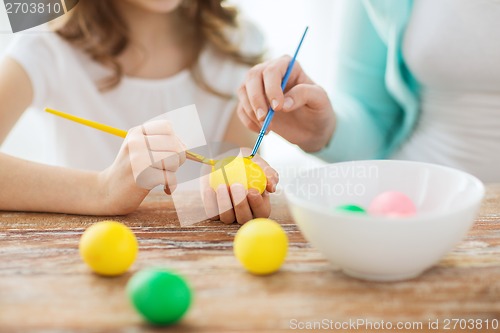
[237,86,263,132]
[261,56,293,112]
[237,105,261,133]
[245,64,269,122]
[281,84,330,112]
[242,55,307,117]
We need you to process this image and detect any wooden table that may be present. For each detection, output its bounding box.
[1,186,500,333]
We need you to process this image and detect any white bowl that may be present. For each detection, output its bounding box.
[284,160,485,281]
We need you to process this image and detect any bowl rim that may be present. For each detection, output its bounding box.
[284,160,486,225]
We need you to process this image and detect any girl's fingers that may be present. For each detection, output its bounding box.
[163,170,177,194]
[248,190,271,218]
[150,151,181,172]
[145,135,186,166]
[230,183,253,224]
[142,120,173,135]
[202,187,220,221]
[216,185,235,224]
[135,167,174,190]
[142,121,186,163]
[175,138,187,165]
[145,135,182,152]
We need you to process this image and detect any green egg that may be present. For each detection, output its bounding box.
[335,204,367,214]
[127,268,192,326]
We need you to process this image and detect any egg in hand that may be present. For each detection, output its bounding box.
[209,156,267,194]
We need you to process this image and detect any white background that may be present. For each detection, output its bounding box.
[0,0,342,176]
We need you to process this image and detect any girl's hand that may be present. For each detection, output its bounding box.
[237,55,336,152]
[98,119,186,215]
[202,150,279,225]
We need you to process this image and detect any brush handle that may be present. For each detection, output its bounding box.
[45,108,128,138]
[45,108,214,165]
[250,26,309,157]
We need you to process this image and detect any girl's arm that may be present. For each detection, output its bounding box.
[0,153,107,214]
[0,58,32,143]
[0,58,181,215]
[0,146,153,215]
[0,57,143,214]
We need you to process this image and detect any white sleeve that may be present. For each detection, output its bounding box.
[199,19,267,96]
[4,35,58,110]
[233,18,267,58]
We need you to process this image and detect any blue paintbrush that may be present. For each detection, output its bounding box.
[249,26,309,158]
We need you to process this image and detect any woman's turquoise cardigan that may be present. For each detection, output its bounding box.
[314,0,420,162]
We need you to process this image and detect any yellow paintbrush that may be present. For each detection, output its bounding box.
[45,108,215,165]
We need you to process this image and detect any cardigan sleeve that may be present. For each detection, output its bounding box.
[313,0,405,162]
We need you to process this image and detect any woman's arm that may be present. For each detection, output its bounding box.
[314,0,404,162]
[237,0,406,162]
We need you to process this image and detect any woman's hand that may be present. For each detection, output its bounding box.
[98,119,186,215]
[237,55,336,152]
[202,150,279,225]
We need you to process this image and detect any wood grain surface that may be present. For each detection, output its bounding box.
[0,186,500,333]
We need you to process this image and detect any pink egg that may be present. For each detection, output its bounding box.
[368,191,416,217]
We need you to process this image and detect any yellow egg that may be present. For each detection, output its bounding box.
[234,218,288,275]
[79,221,138,276]
[209,156,267,194]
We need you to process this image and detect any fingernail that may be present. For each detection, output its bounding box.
[283,97,293,109]
[256,108,266,120]
[248,189,260,197]
[272,99,279,109]
[230,183,246,205]
[272,184,277,192]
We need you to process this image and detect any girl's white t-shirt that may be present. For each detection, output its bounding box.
[6,22,263,171]
[394,0,500,182]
